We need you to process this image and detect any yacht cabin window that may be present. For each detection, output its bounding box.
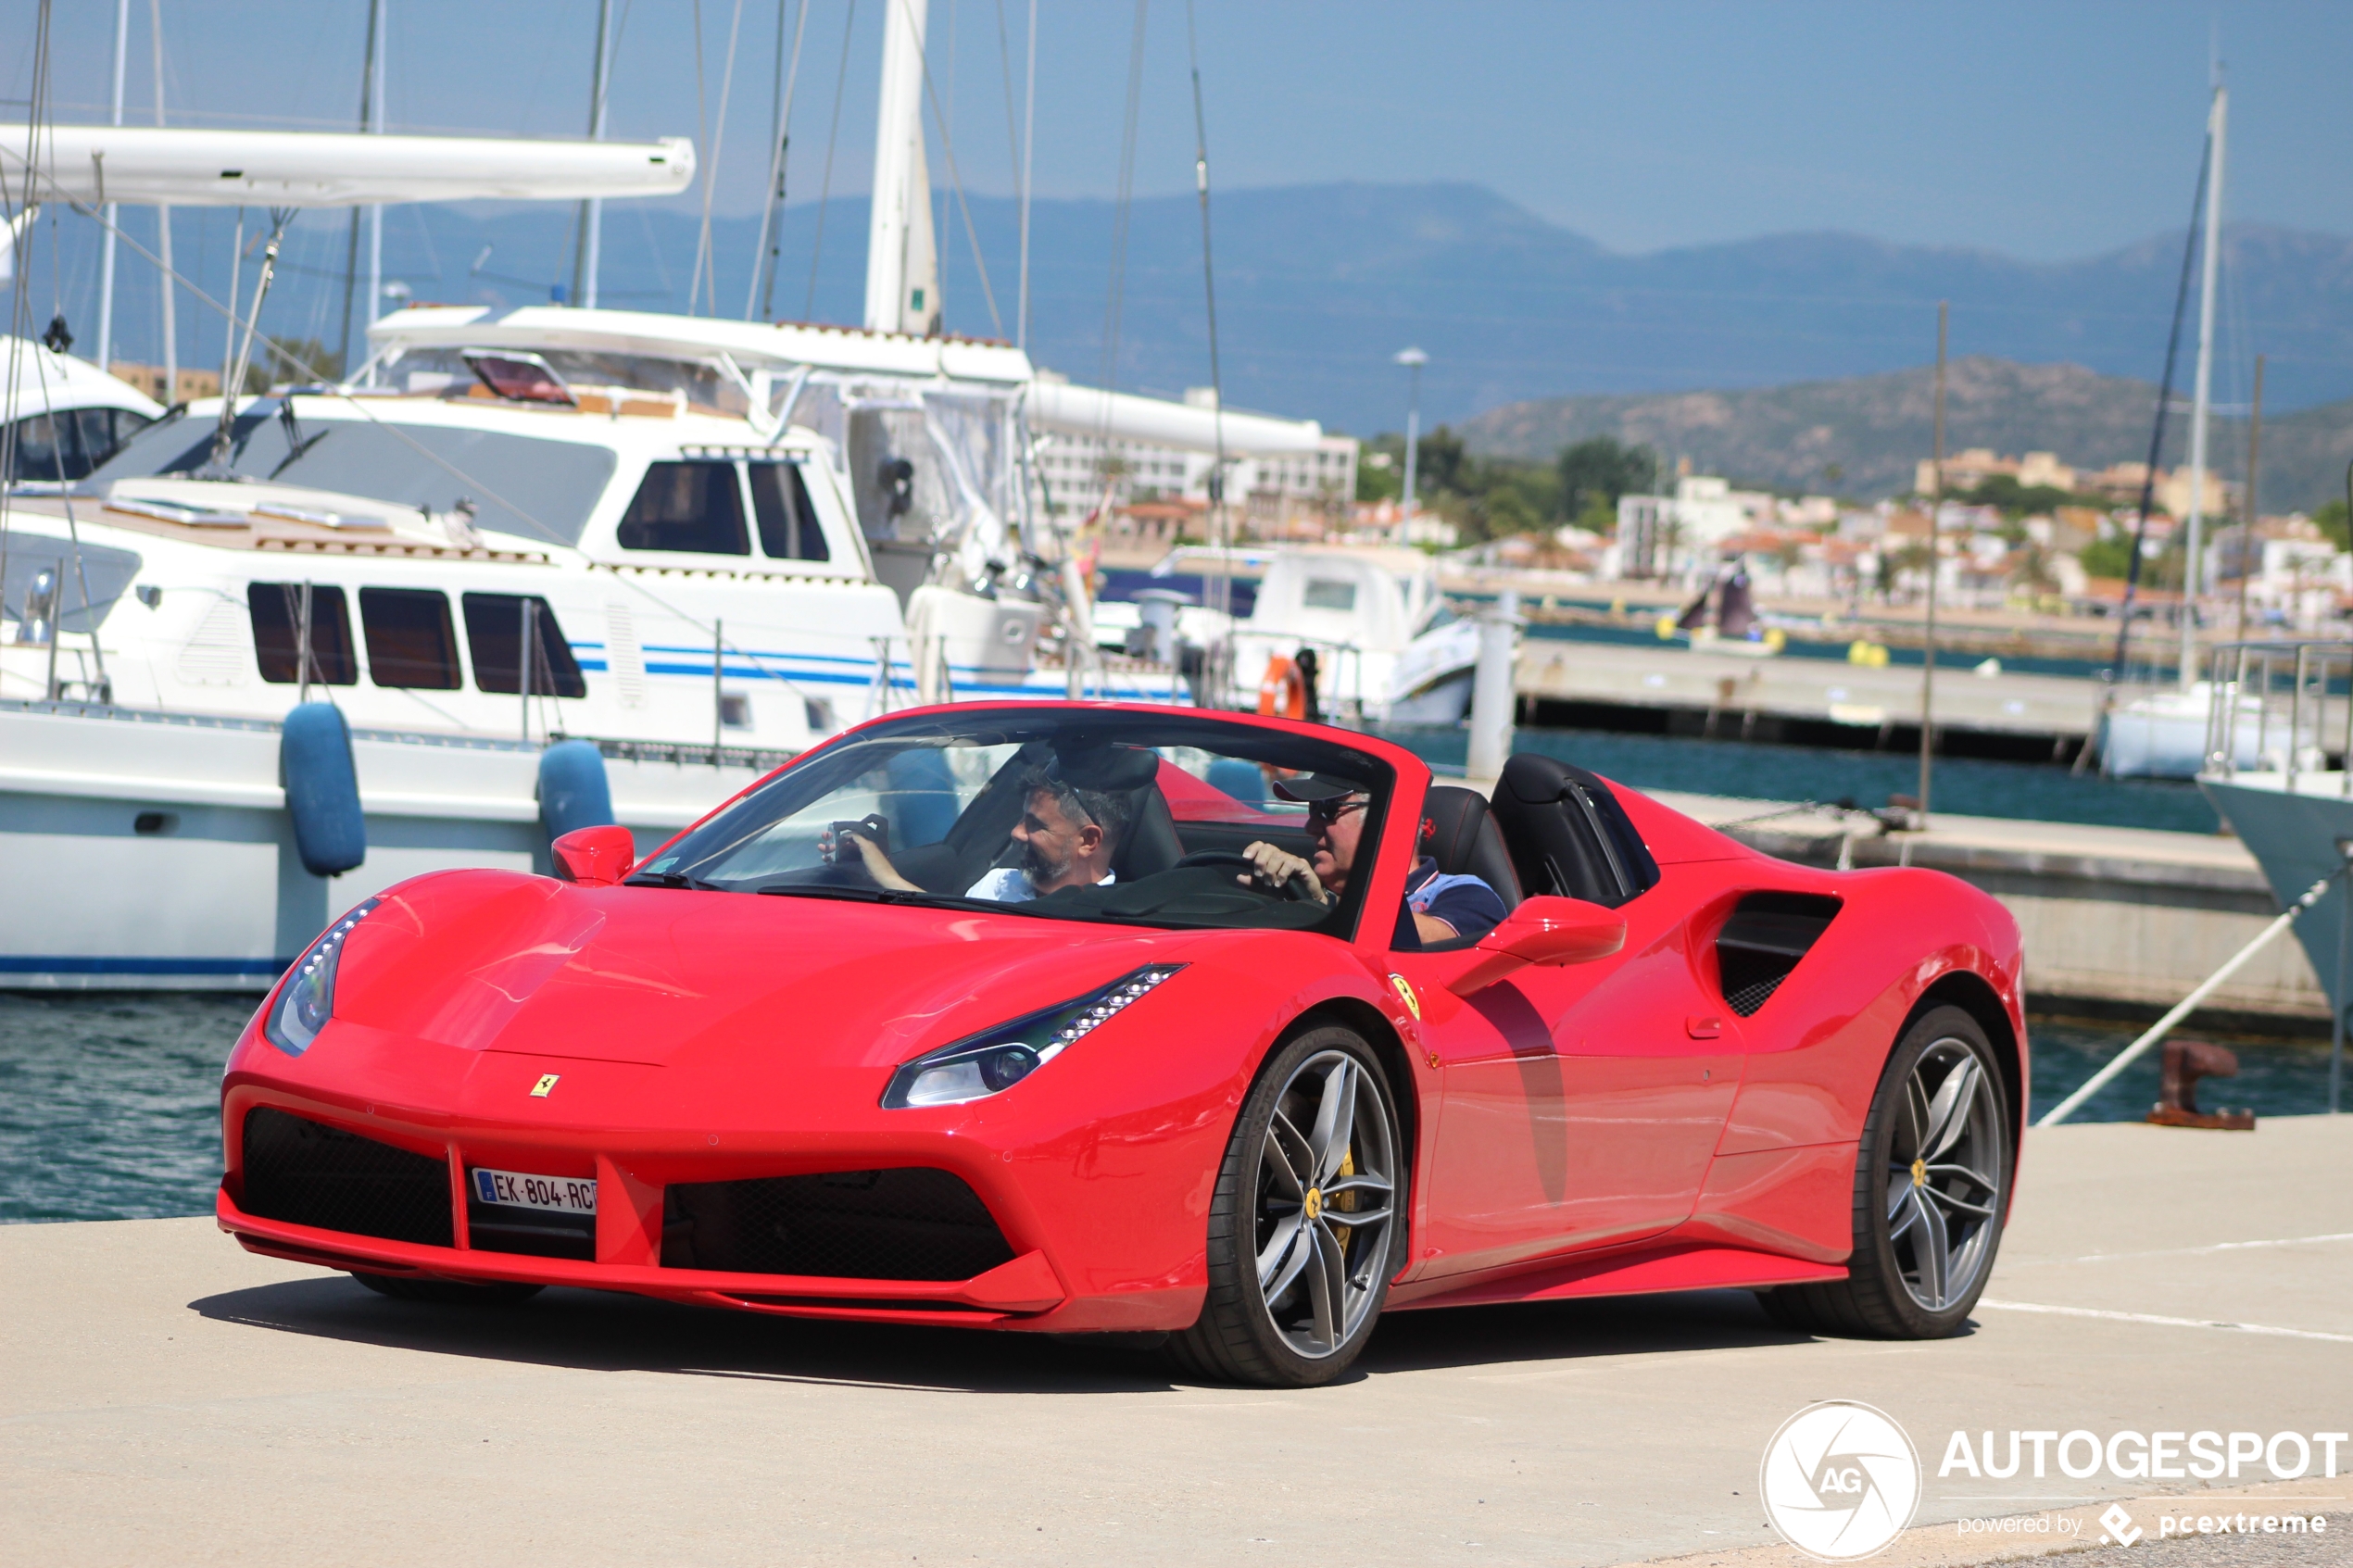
[749,460,829,561]
[461,593,587,697]
[6,408,151,482]
[247,583,359,685]
[358,587,463,690]
[616,460,750,555]
[1302,579,1358,613]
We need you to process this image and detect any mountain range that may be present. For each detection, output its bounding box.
[1460,358,2353,515]
[57,182,2353,470]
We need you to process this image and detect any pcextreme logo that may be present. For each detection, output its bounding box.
[1760,1401,1923,1562]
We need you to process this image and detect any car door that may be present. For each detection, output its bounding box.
[1398,887,1743,1282]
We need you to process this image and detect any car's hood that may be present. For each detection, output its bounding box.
[334,870,1195,1073]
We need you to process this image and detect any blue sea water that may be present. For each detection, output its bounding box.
[0,991,2335,1224]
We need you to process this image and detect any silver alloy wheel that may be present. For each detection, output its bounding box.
[1885,1036,2003,1311]
[1251,1048,1399,1360]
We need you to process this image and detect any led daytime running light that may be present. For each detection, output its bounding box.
[261,898,380,1056]
[884,964,1185,1109]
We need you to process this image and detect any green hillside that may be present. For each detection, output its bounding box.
[1460,358,2353,513]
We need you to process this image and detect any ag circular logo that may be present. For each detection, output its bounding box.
[1759,1401,1921,1562]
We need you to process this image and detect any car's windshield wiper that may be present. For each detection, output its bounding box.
[623,870,723,890]
[751,884,1058,917]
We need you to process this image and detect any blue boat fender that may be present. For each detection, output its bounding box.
[538,739,617,841]
[281,702,366,877]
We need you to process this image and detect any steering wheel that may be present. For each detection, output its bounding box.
[1172,849,1323,903]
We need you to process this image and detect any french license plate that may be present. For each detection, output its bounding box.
[471,1167,598,1216]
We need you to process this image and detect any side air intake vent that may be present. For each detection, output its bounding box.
[662,1168,1015,1281]
[239,1107,454,1248]
[1716,893,1840,1017]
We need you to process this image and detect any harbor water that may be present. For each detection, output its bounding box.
[2,991,2336,1225]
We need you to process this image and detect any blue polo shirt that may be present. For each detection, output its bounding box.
[1390,856,1508,947]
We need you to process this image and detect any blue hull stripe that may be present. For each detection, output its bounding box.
[0,956,288,975]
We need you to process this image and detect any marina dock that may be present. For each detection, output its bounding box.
[1517,637,2101,761]
[6,1116,2346,1566]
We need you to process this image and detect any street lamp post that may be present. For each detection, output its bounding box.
[1395,346,1427,540]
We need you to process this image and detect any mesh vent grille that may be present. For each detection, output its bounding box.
[663,1168,1014,1282]
[240,1107,453,1248]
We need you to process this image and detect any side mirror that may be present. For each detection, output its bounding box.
[551,824,637,886]
[1446,895,1627,996]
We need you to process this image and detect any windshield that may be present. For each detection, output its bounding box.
[88,404,618,546]
[634,708,1398,935]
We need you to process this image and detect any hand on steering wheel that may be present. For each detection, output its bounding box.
[1233,841,1329,905]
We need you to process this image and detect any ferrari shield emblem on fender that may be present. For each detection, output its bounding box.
[530,1073,560,1098]
[1387,973,1420,1021]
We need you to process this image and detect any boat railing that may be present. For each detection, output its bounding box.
[2203,640,2353,793]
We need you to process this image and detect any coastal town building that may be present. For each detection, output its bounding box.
[1031,375,1358,533]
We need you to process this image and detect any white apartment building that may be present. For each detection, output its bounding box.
[1031,379,1357,530]
[1611,475,1780,578]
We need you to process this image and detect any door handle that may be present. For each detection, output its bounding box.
[1685,1015,1722,1040]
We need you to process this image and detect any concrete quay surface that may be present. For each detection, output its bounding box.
[6,1117,2348,1567]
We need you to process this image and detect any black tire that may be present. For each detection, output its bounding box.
[1169,1023,1406,1387]
[351,1272,545,1306]
[1758,1004,2012,1338]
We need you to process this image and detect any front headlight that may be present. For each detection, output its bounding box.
[883,964,1184,1109]
[261,898,380,1056]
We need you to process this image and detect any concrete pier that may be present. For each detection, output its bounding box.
[5,1117,2347,1566]
[1516,637,2102,759]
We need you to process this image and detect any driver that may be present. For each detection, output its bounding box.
[1237,774,1507,946]
[842,771,1126,902]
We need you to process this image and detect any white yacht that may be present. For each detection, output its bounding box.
[1224,546,1482,724]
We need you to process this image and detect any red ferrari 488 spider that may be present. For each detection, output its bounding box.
[220,704,2024,1386]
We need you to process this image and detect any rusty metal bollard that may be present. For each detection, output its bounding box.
[2147,1037,2256,1130]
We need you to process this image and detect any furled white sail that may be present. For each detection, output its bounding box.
[0,126,694,207]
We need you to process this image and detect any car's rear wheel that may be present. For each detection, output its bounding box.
[1169,1023,1405,1387]
[1758,1004,2010,1338]
[351,1272,544,1306]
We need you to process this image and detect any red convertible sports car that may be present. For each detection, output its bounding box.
[219,703,2025,1387]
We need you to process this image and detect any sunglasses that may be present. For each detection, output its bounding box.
[1304,797,1370,825]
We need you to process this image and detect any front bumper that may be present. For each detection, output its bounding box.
[218,1047,1228,1333]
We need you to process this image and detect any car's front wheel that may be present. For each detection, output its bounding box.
[1759,1004,2012,1338]
[352,1272,544,1307]
[1170,1024,1406,1386]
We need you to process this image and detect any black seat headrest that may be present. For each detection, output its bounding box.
[1488,754,1659,908]
[1420,785,1521,911]
[1109,781,1184,880]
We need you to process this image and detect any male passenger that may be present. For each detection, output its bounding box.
[1236,773,1507,945]
[841,771,1126,902]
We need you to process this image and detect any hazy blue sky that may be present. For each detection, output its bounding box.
[6,0,2349,258]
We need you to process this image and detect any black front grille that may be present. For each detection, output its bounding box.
[239,1107,454,1248]
[663,1168,1015,1281]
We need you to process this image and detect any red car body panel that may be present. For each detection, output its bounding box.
[218,702,2027,1336]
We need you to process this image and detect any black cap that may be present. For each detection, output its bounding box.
[1270,772,1365,804]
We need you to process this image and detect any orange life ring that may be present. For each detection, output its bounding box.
[1256,655,1308,721]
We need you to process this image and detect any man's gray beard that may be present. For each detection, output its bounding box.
[1022,838,1072,890]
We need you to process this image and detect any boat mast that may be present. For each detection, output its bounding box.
[150,0,173,397]
[95,0,128,371]
[363,0,385,383]
[864,0,939,335]
[2181,81,2226,691]
[573,0,613,309]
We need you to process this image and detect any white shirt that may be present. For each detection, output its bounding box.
[964,866,1116,903]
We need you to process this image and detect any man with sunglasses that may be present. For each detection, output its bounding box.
[1237,773,1507,947]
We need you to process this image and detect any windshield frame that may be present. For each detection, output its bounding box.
[635,706,1404,941]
